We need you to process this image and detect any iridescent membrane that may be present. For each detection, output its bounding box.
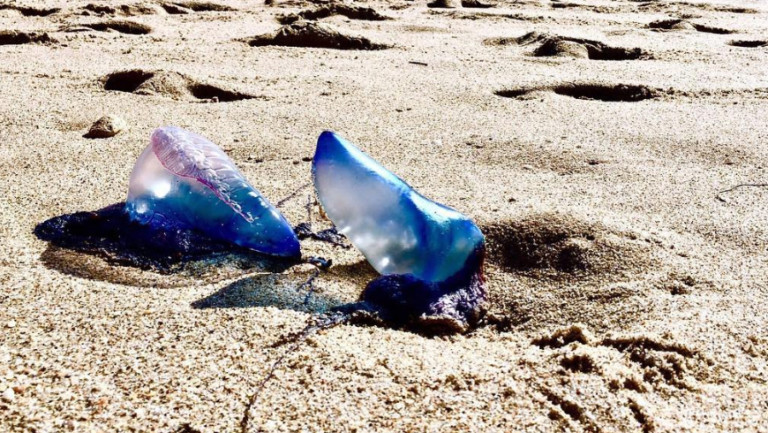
[126,126,300,258]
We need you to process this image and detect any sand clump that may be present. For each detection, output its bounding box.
[84,115,128,138]
[160,3,194,14]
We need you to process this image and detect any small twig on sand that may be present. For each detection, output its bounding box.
[408,61,428,66]
[715,183,768,202]
[275,182,311,208]
[239,312,349,433]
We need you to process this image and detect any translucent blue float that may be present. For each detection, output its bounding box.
[126,126,300,258]
[313,131,486,333]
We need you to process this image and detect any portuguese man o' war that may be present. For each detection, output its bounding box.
[313,131,487,333]
[126,126,301,258]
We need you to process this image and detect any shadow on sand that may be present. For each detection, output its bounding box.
[34,202,297,286]
[191,270,347,314]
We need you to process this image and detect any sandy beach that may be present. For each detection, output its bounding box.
[1,0,768,431]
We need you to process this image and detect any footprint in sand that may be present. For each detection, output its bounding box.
[0,5,59,16]
[529,325,711,432]
[635,0,757,14]
[461,0,496,8]
[432,8,552,24]
[496,83,660,102]
[80,1,235,16]
[676,2,757,14]
[549,0,619,14]
[102,69,260,101]
[0,30,55,45]
[79,20,153,35]
[277,4,392,25]
[649,19,735,34]
[728,39,767,48]
[81,3,162,16]
[169,1,236,12]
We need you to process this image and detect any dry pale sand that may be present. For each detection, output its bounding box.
[2,0,768,431]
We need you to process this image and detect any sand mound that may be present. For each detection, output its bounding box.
[480,215,676,333]
[83,20,153,35]
[534,36,648,60]
[278,4,391,24]
[535,38,589,59]
[160,3,193,14]
[0,31,54,45]
[102,69,258,101]
[483,214,651,275]
[485,32,648,60]
[427,0,461,8]
[247,21,388,50]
